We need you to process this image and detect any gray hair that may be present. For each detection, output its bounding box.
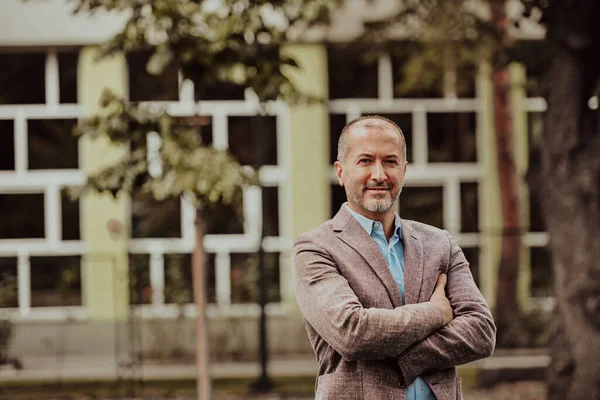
[337,115,407,162]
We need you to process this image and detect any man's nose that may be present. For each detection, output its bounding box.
[371,162,386,182]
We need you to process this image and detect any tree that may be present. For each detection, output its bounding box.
[67,1,338,399]
[524,1,600,398]
[73,93,253,399]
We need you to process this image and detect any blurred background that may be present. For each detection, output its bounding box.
[0,0,594,399]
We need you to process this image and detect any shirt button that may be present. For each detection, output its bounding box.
[396,379,406,389]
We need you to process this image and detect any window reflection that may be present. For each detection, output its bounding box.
[30,256,82,307]
[400,186,444,229]
[129,254,151,305]
[127,51,179,102]
[61,189,80,241]
[530,246,553,297]
[328,45,378,99]
[0,120,15,171]
[230,252,280,304]
[131,192,182,238]
[263,187,279,237]
[0,258,18,308]
[0,53,46,104]
[228,116,277,166]
[461,247,480,288]
[28,119,79,170]
[330,184,346,219]
[0,193,45,239]
[58,51,79,104]
[460,182,479,233]
[427,113,477,163]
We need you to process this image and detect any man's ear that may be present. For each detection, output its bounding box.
[334,161,344,186]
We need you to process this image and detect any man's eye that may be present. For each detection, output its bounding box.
[359,159,371,164]
[385,160,399,165]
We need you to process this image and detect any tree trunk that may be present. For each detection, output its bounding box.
[526,1,600,398]
[490,0,524,346]
[192,207,210,400]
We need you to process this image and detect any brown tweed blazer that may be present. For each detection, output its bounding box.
[292,206,496,400]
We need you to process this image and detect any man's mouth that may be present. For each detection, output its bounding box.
[364,183,392,192]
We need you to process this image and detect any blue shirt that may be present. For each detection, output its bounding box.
[346,205,436,400]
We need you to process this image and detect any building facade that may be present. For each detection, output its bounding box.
[0,0,551,362]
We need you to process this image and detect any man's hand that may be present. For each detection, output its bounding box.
[430,274,454,325]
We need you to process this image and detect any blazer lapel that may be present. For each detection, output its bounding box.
[402,220,424,305]
[333,206,403,308]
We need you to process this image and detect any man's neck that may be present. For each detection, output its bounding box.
[346,203,397,241]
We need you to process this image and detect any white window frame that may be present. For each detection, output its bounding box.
[0,48,86,320]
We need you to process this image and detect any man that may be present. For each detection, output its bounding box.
[292,115,496,400]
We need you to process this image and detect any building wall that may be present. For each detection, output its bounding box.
[0,0,553,361]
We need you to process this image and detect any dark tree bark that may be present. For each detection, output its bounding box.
[490,0,525,346]
[526,1,600,398]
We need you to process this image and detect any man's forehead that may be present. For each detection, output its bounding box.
[347,120,402,140]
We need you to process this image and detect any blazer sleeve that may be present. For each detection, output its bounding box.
[396,231,497,384]
[293,233,445,362]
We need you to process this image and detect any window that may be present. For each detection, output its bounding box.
[530,246,552,297]
[461,183,479,233]
[204,195,244,235]
[131,192,182,239]
[58,51,79,104]
[163,253,217,304]
[462,247,480,288]
[194,78,246,101]
[164,253,193,305]
[127,51,179,102]
[28,119,79,170]
[391,43,444,98]
[0,53,46,105]
[329,115,346,164]
[263,187,279,237]
[230,252,280,303]
[0,120,15,171]
[61,189,80,241]
[0,257,18,308]
[399,187,444,229]
[0,193,45,239]
[30,256,82,307]
[328,45,378,99]
[129,254,151,305]
[228,116,277,166]
[331,184,346,219]
[427,113,477,163]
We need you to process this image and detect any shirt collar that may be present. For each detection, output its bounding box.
[344,203,402,238]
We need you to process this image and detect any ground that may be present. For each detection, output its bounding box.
[1,382,545,400]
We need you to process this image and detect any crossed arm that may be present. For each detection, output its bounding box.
[396,232,496,384]
[292,232,496,381]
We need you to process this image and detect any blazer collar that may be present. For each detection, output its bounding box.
[333,206,403,307]
[400,221,424,305]
[333,206,425,306]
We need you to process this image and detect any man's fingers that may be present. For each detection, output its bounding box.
[435,273,447,291]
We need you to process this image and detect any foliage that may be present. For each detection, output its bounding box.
[352,0,553,96]
[73,90,254,207]
[68,0,340,103]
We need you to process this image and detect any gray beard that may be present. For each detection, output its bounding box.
[351,188,401,213]
[361,197,396,213]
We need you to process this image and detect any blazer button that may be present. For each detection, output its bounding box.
[396,379,407,389]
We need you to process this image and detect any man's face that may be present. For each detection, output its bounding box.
[334,122,407,216]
